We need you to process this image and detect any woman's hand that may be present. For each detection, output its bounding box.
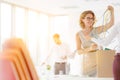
[61,56,67,60]
[89,43,98,52]
[40,62,46,66]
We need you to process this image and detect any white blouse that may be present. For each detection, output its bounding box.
[49,42,71,63]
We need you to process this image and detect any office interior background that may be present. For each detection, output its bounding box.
[0,0,120,80]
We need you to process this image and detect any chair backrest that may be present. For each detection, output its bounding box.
[0,52,20,80]
[1,50,26,80]
[6,49,31,80]
[2,38,39,80]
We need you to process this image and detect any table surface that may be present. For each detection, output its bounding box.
[40,75,113,80]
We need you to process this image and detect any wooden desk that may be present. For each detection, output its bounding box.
[96,50,115,77]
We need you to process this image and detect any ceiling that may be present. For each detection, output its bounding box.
[36,0,120,14]
[3,0,120,15]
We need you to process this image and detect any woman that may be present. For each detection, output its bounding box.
[73,5,114,76]
[42,33,72,75]
[76,5,114,54]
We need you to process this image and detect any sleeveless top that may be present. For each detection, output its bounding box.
[78,28,98,48]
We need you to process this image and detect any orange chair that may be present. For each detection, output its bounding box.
[0,59,19,80]
[0,50,26,80]
[2,38,39,80]
[6,49,31,80]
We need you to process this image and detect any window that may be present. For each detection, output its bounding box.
[27,10,39,65]
[0,3,12,49]
[37,13,49,64]
[15,7,26,40]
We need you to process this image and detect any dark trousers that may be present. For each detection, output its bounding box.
[54,62,66,75]
[113,53,120,80]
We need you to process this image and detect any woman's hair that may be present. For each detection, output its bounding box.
[79,10,95,29]
[53,33,60,38]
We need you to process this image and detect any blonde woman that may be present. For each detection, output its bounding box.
[74,5,114,76]
[76,5,114,54]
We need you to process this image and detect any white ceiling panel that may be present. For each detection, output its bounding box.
[3,0,120,15]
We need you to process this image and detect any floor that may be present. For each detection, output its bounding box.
[40,75,113,80]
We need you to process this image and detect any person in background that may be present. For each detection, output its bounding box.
[76,5,114,54]
[92,22,120,80]
[42,33,72,75]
